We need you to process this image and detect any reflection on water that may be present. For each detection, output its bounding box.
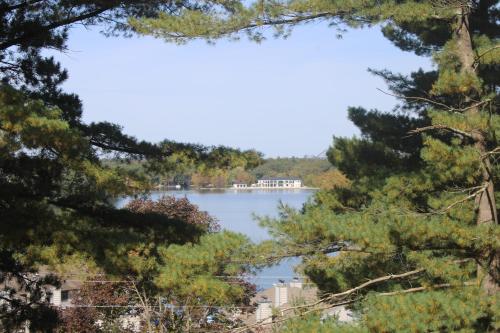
[116,189,315,289]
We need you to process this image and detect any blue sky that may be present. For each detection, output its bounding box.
[54,23,432,157]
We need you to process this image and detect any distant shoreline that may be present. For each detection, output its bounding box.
[155,186,319,191]
[201,187,319,191]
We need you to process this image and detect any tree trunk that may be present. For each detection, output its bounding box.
[455,4,498,294]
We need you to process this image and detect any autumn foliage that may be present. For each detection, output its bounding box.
[126,196,220,233]
[58,281,134,333]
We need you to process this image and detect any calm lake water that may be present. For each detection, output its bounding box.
[116,189,315,289]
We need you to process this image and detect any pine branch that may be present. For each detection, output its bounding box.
[407,124,474,139]
[473,45,500,68]
[88,138,159,156]
[158,12,335,40]
[481,147,500,158]
[226,241,373,266]
[377,88,491,113]
[154,10,373,42]
[260,268,426,321]
[437,182,488,213]
[0,5,115,50]
[322,268,426,301]
[228,299,354,333]
[377,88,455,111]
[229,279,475,332]
[0,0,44,14]
[377,281,476,297]
[231,259,473,332]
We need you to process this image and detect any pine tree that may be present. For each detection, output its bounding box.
[132,1,500,331]
[0,1,262,330]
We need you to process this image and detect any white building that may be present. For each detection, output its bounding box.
[47,279,80,308]
[232,182,248,188]
[0,271,144,332]
[256,178,302,188]
[251,278,354,328]
[252,278,315,325]
[274,282,288,307]
[255,300,272,324]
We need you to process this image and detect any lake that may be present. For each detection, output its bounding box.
[116,189,315,289]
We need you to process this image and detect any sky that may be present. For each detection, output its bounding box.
[53,23,432,157]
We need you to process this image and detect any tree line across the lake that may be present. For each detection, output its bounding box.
[104,156,335,189]
[0,0,498,332]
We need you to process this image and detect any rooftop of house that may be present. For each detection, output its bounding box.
[0,268,83,295]
[60,279,82,291]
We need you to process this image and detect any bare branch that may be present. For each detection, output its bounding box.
[229,280,475,332]
[481,147,500,159]
[128,279,154,333]
[229,299,355,333]
[378,88,453,110]
[473,45,500,68]
[377,281,475,297]
[436,182,488,213]
[407,124,474,139]
[323,268,426,302]
[377,88,491,113]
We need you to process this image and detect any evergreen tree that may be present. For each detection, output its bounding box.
[0,1,262,330]
[132,1,500,331]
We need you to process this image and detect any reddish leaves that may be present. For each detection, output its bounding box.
[126,196,220,233]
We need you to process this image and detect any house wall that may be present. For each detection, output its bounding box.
[256,302,272,324]
[48,287,61,306]
[274,283,288,307]
[289,280,303,289]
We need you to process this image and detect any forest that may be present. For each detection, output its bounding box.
[0,0,498,332]
[105,157,332,189]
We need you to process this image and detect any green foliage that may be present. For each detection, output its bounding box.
[129,0,456,44]
[0,83,258,328]
[0,1,264,330]
[155,231,254,305]
[2,0,499,331]
[280,313,367,333]
[106,156,326,188]
[362,288,499,333]
[132,0,500,331]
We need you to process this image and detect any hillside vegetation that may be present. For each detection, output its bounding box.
[104,157,333,188]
